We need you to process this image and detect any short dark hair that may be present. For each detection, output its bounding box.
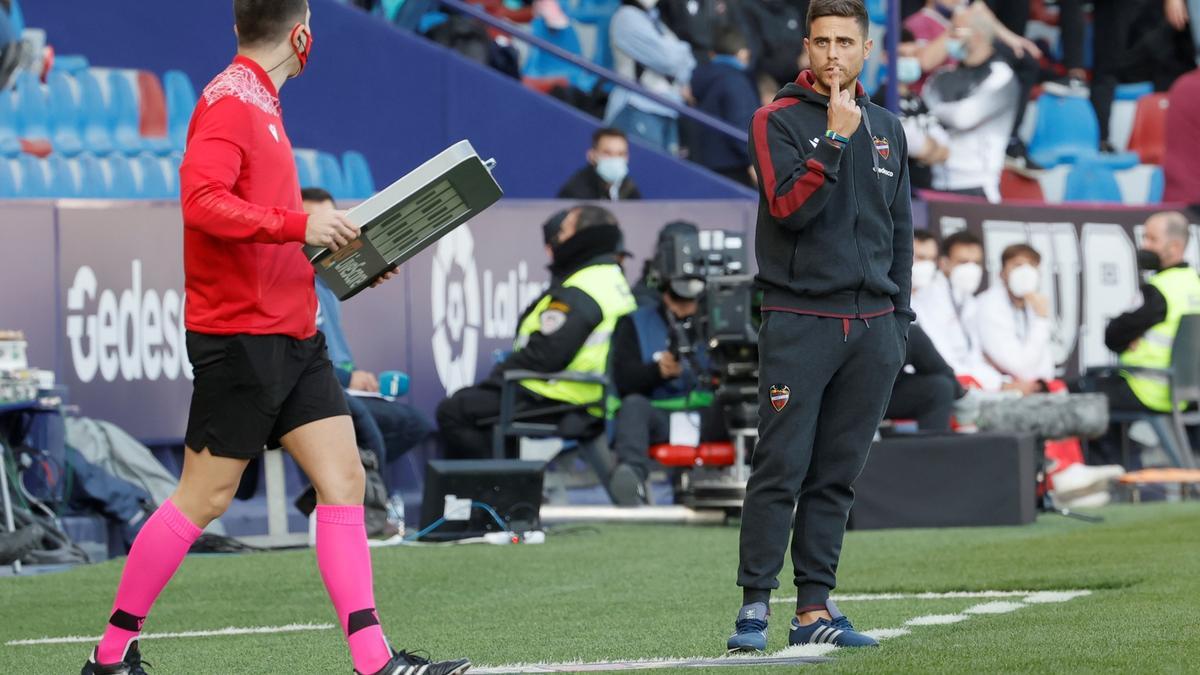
[806,0,870,37]
[914,229,940,249]
[234,0,308,46]
[301,186,335,206]
[942,230,983,258]
[592,127,627,148]
[574,204,619,230]
[714,26,747,56]
[1001,243,1041,267]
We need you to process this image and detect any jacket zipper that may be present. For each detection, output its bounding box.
[848,136,869,320]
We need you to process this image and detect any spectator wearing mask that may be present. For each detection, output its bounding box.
[874,33,952,192]
[922,9,1019,201]
[606,0,697,154]
[1164,68,1200,203]
[689,26,760,187]
[303,189,435,485]
[1074,211,1200,465]
[910,230,1004,390]
[738,0,809,88]
[557,127,643,201]
[977,243,1055,393]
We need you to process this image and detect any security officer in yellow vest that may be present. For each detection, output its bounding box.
[1081,211,1200,465]
[607,268,726,505]
[436,205,637,458]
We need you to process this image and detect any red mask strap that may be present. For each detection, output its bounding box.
[290,24,313,77]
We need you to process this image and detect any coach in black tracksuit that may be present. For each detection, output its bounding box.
[734,4,914,635]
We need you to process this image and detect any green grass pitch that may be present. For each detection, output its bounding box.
[2,502,1198,673]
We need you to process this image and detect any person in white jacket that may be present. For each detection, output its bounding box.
[977,243,1055,390]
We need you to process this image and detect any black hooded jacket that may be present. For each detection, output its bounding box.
[750,70,915,330]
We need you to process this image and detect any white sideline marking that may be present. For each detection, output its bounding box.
[863,628,911,640]
[5,623,335,647]
[770,589,1091,603]
[964,601,1026,615]
[905,614,970,626]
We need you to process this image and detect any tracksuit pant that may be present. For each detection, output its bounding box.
[738,311,905,609]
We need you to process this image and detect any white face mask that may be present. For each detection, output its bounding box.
[911,259,938,291]
[595,156,629,185]
[1006,264,1040,298]
[949,261,983,300]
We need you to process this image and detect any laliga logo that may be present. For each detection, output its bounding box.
[66,261,192,383]
[431,227,481,396]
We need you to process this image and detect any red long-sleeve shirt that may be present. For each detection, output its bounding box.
[179,55,315,339]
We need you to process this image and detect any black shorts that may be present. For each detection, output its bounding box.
[184,331,350,459]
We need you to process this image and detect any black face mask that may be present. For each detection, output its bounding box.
[550,224,621,275]
[1137,248,1163,272]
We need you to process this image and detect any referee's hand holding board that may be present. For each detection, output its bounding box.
[306,210,360,252]
[828,75,862,139]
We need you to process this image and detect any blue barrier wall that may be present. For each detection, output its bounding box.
[25,0,754,200]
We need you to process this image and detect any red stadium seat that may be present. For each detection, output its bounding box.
[1127,93,1169,165]
[1000,168,1045,201]
[137,71,168,139]
[523,76,570,94]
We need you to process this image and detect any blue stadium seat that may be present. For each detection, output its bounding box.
[108,71,144,155]
[1115,164,1165,205]
[78,70,115,156]
[571,0,619,69]
[1063,161,1122,203]
[0,158,16,197]
[317,151,348,200]
[48,72,85,156]
[524,18,598,93]
[9,0,24,35]
[14,71,51,141]
[15,154,49,198]
[294,149,319,190]
[1115,82,1153,101]
[47,154,81,198]
[0,90,21,157]
[1028,93,1139,169]
[103,155,138,199]
[866,0,887,24]
[166,153,182,197]
[76,154,107,198]
[136,154,171,199]
[52,55,91,75]
[342,151,375,199]
[163,71,196,152]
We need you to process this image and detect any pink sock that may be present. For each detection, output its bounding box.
[316,505,392,674]
[97,500,202,664]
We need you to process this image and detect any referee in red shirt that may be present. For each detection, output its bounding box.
[81,3,470,675]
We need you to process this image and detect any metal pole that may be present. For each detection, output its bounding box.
[0,442,21,574]
[885,0,901,113]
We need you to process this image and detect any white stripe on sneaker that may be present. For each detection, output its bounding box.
[828,629,843,644]
[811,626,829,643]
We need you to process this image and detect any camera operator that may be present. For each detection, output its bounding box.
[607,271,725,506]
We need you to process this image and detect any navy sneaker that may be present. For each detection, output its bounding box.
[81,640,149,675]
[789,600,878,648]
[726,602,769,653]
[355,649,470,675]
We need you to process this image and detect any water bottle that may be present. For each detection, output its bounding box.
[386,494,406,538]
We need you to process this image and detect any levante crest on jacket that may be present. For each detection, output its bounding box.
[769,384,790,412]
[873,136,890,160]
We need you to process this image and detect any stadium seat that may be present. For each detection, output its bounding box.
[78,70,115,156]
[51,54,91,75]
[102,155,138,199]
[13,154,49,198]
[137,71,172,155]
[1028,93,1138,168]
[1115,81,1154,101]
[1115,164,1165,206]
[341,151,375,199]
[47,154,81,198]
[163,70,197,152]
[107,70,145,155]
[317,151,348,200]
[524,18,598,94]
[294,149,319,190]
[0,156,15,197]
[1127,93,1168,165]
[76,154,107,198]
[48,72,85,156]
[999,168,1045,201]
[13,71,51,142]
[0,90,21,157]
[134,154,171,199]
[166,153,182,197]
[1063,161,1122,203]
[866,0,887,24]
[571,0,619,69]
